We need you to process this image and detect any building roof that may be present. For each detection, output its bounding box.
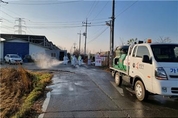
[0,33,60,50]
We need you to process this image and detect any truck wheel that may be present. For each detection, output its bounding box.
[135,80,148,101]
[115,72,122,86]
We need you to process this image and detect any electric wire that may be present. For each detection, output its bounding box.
[87,27,109,44]
[0,10,15,19]
[91,1,109,21]
[116,0,138,18]
[7,0,83,5]
[1,5,22,18]
[86,0,98,18]
[88,26,106,40]
[27,19,83,24]
[26,25,83,29]
[26,27,34,34]
[86,1,96,18]
[0,17,14,24]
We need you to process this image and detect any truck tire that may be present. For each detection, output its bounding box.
[115,72,122,86]
[135,80,148,101]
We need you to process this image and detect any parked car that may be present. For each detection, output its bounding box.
[23,54,34,62]
[4,54,23,65]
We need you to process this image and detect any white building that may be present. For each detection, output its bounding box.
[0,34,67,62]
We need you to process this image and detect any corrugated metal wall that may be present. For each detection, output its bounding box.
[4,42,29,59]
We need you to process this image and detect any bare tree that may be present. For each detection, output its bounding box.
[73,49,80,57]
[127,38,137,44]
[157,37,171,43]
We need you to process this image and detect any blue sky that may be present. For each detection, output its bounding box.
[0,0,178,53]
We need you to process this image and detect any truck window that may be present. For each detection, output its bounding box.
[151,44,178,62]
[136,46,150,58]
[132,46,137,57]
[128,44,134,55]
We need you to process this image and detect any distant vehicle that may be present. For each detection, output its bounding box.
[4,54,23,65]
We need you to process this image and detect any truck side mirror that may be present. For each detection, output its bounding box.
[142,55,152,64]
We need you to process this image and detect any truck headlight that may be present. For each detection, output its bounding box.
[155,67,168,80]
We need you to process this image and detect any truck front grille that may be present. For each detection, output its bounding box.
[171,88,178,94]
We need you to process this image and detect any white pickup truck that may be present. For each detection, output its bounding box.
[110,39,178,101]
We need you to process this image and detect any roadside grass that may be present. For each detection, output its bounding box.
[0,66,53,118]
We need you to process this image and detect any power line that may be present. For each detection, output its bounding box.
[89,26,106,39]
[26,19,107,27]
[1,25,13,29]
[27,23,82,27]
[87,27,109,44]
[24,23,105,29]
[0,10,15,19]
[86,0,99,18]
[88,17,110,22]
[1,4,94,26]
[90,24,106,26]
[7,0,83,5]
[27,20,83,24]
[26,27,34,34]
[116,0,138,18]
[91,1,109,21]
[90,21,106,24]
[1,5,22,18]
[0,17,13,24]
[26,25,83,29]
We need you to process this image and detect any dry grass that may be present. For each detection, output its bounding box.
[0,66,52,118]
[0,67,32,118]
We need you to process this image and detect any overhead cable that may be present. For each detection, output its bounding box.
[116,0,138,18]
[0,10,15,19]
[87,27,109,44]
[92,1,109,21]
[7,0,83,5]
[86,0,99,18]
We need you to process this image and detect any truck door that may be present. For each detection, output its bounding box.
[130,45,153,92]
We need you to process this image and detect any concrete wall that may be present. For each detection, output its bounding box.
[29,43,50,61]
[0,42,4,59]
[45,49,59,60]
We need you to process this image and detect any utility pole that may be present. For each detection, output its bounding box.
[106,20,112,67]
[77,31,81,55]
[82,18,91,55]
[110,0,115,67]
[106,0,115,67]
[0,19,2,33]
[73,43,76,53]
[14,18,26,34]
